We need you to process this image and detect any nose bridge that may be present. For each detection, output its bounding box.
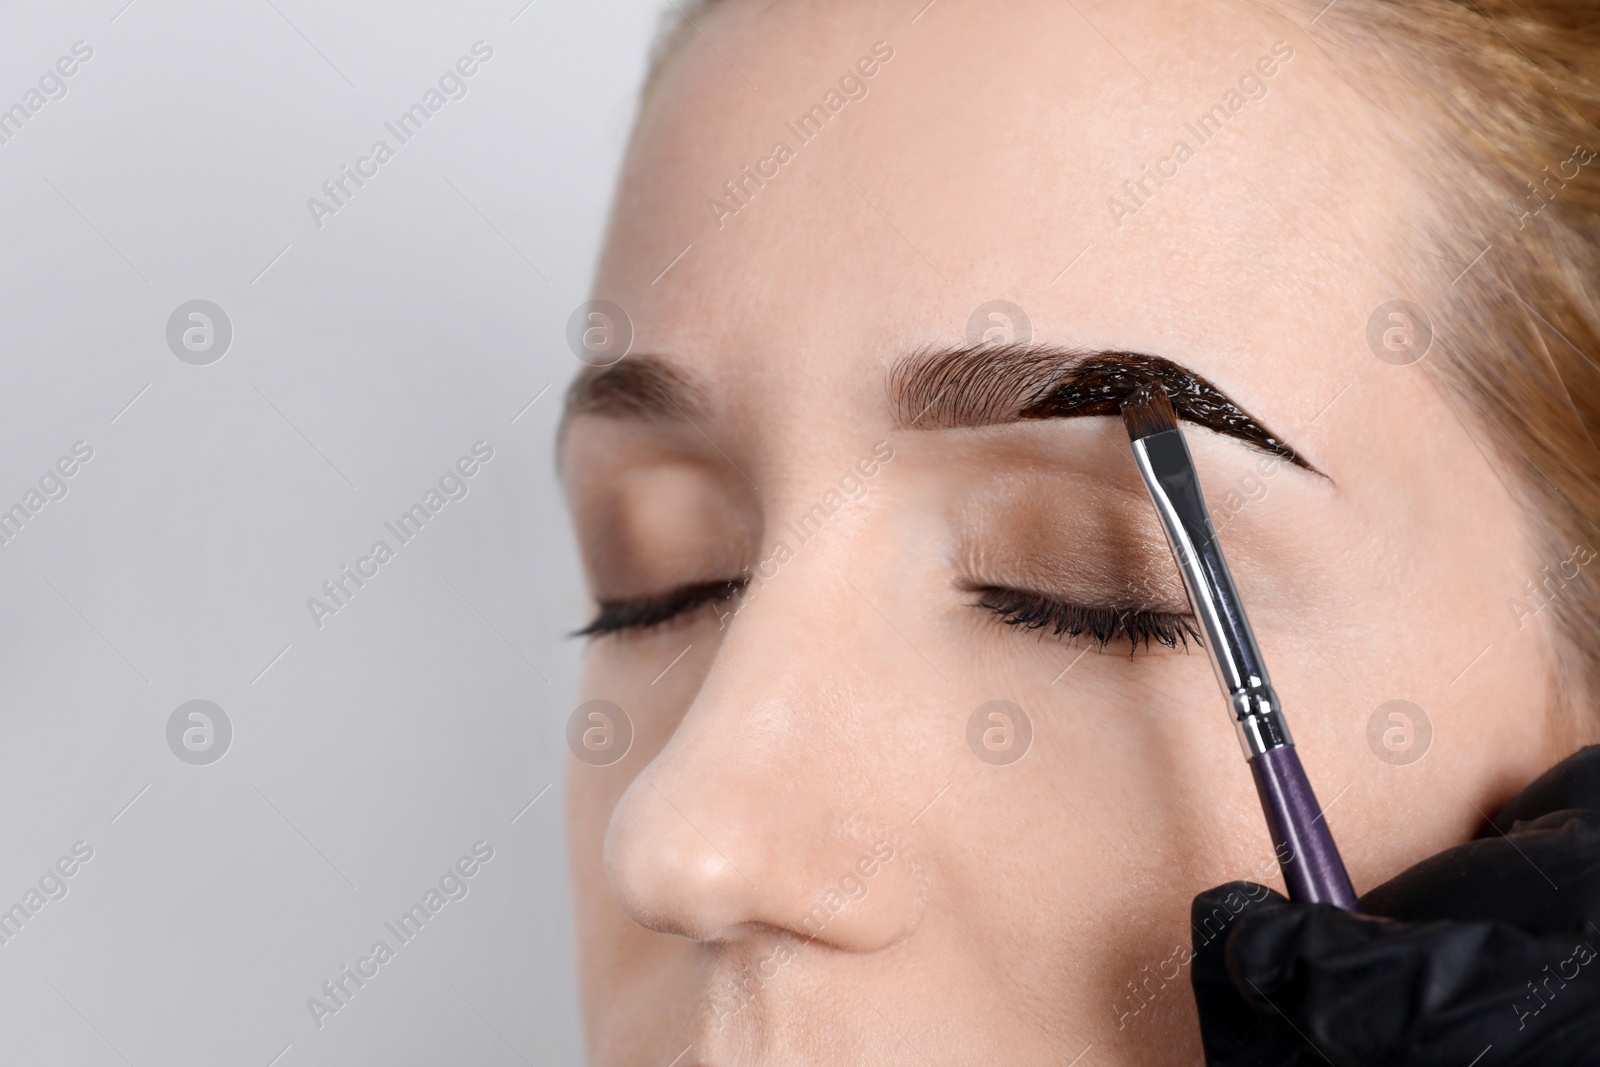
[602,508,925,951]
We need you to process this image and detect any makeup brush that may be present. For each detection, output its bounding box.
[1121,384,1359,910]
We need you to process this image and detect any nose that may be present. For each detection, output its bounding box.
[602,550,923,952]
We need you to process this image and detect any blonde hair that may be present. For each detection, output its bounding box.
[1307,1,1600,741]
[643,0,1600,735]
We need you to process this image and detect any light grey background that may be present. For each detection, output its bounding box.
[0,0,659,1062]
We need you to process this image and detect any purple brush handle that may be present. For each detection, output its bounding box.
[1249,746,1359,911]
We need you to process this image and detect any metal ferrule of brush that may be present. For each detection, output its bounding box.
[1129,428,1294,760]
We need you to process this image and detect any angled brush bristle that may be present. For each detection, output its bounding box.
[1120,385,1178,441]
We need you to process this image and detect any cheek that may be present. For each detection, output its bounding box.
[1274,378,1560,892]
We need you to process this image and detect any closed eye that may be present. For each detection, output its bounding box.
[573,578,747,638]
[972,585,1198,654]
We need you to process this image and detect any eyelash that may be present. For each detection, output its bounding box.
[573,579,747,638]
[973,586,1198,654]
[575,579,1198,656]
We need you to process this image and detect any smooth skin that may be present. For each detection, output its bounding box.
[560,0,1570,1063]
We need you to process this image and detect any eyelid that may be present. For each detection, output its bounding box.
[573,578,746,638]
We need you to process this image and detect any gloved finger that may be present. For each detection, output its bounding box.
[1191,883,1315,1066]
[1224,894,1600,1067]
[1361,808,1600,934]
[1491,744,1600,831]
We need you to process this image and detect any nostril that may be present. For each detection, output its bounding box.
[603,770,922,951]
[787,837,920,953]
[604,778,765,941]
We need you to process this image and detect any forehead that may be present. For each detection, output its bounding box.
[594,0,1419,437]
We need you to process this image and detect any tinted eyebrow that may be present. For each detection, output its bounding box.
[890,343,1320,474]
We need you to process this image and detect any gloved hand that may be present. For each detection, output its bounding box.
[1190,744,1600,1066]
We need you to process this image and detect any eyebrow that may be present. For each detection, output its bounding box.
[562,344,1320,475]
[890,343,1319,473]
[562,355,706,427]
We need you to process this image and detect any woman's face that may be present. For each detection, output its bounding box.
[560,0,1562,1062]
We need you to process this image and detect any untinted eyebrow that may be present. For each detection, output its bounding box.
[562,355,706,429]
[890,343,1319,473]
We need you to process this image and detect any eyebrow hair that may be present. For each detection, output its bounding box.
[562,355,706,429]
[890,343,1319,473]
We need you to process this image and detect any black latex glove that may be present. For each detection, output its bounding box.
[1191,744,1600,1066]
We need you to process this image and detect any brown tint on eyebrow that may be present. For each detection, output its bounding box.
[1018,351,1315,472]
[890,343,1317,473]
